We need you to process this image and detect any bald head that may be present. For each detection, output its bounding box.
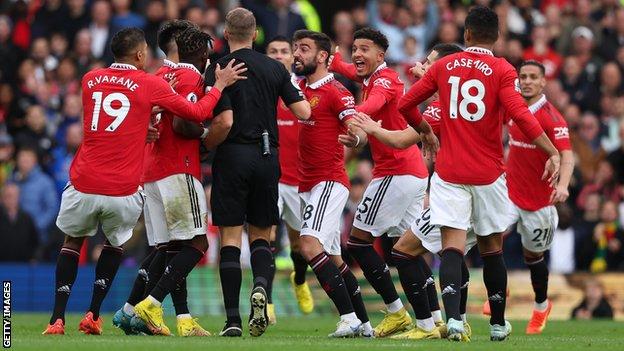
[225,8,256,43]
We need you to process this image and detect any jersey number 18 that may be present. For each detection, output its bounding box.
[448,76,486,122]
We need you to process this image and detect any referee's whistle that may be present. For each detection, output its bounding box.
[262,130,271,156]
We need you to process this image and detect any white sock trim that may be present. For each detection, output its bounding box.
[416,317,435,332]
[535,300,549,312]
[176,313,192,320]
[147,295,162,307]
[340,312,358,323]
[386,298,404,313]
[123,303,135,316]
[461,313,467,323]
[431,310,443,323]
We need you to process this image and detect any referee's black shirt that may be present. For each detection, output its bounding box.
[204,48,304,147]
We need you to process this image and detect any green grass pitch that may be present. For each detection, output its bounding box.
[9,313,623,350]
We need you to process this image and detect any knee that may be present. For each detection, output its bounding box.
[346,235,372,255]
[523,250,543,263]
[63,236,85,251]
[298,236,320,261]
[191,235,209,253]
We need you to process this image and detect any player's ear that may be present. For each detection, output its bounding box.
[464,28,471,45]
[224,29,230,42]
[253,30,258,42]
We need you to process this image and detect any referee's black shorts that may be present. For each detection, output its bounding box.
[211,143,280,227]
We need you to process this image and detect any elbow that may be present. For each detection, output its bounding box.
[296,102,312,120]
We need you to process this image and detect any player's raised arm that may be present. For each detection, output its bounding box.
[397,67,438,120]
[356,77,393,116]
[279,65,310,120]
[328,47,360,82]
[351,112,419,149]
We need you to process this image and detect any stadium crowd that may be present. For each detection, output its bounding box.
[0,0,622,275]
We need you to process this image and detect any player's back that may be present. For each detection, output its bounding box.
[429,47,521,184]
[298,75,354,193]
[71,63,157,196]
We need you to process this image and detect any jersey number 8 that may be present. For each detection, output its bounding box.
[91,92,131,132]
[448,76,486,122]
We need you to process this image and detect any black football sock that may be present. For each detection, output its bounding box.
[526,256,548,304]
[347,237,400,306]
[167,241,189,316]
[339,263,369,323]
[290,251,308,285]
[309,252,354,316]
[439,248,463,321]
[127,248,156,306]
[482,250,507,326]
[150,244,203,303]
[50,247,80,324]
[266,241,278,304]
[416,255,441,313]
[89,244,123,319]
[142,244,167,298]
[460,259,470,316]
[220,246,242,324]
[392,249,432,320]
[250,239,273,292]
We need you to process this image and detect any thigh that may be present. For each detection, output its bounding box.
[247,152,280,228]
[300,181,349,256]
[471,174,514,236]
[429,173,472,231]
[56,184,99,238]
[99,190,144,247]
[143,181,169,246]
[517,205,558,253]
[159,174,208,241]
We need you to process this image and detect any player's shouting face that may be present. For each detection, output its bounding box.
[293,37,326,76]
[351,38,384,78]
[519,64,546,100]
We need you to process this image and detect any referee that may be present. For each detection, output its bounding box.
[203,7,311,338]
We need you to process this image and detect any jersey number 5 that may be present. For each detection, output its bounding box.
[91,92,130,132]
[448,76,486,122]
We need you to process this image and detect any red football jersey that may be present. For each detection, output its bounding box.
[141,59,177,184]
[277,96,299,186]
[330,54,428,179]
[71,62,221,196]
[143,63,205,183]
[399,47,544,185]
[298,73,356,193]
[507,96,571,211]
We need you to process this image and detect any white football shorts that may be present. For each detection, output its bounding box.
[278,182,302,231]
[143,174,207,246]
[56,183,143,247]
[508,204,558,253]
[299,181,349,256]
[353,175,427,237]
[429,172,513,236]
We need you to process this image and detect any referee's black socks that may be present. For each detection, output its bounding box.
[220,246,242,324]
[482,250,507,326]
[250,239,274,292]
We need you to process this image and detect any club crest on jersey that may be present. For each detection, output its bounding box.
[309,96,321,109]
[373,78,391,89]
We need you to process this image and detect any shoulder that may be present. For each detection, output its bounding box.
[329,78,351,95]
[541,101,567,125]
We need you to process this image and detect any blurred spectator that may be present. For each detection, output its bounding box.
[50,123,81,196]
[590,201,624,272]
[54,94,82,148]
[575,193,602,270]
[31,0,69,40]
[145,0,168,57]
[66,0,90,46]
[72,29,97,77]
[0,15,22,83]
[332,11,355,62]
[557,0,597,55]
[523,24,563,79]
[111,0,147,32]
[13,105,54,162]
[241,0,307,48]
[577,161,621,210]
[598,7,624,61]
[0,182,39,262]
[89,0,114,62]
[606,120,624,184]
[0,133,14,187]
[550,203,576,274]
[9,147,58,244]
[30,37,58,85]
[572,113,606,182]
[50,32,69,60]
[571,278,614,319]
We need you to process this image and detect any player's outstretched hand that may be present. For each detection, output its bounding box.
[542,154,560,187]
[214,59,248,89]
[352,112,381,135]
[420,131,439,161]
[328,46,339,67]
[409,62,425,78]
[550,184,569,204]
[338,128,361,148]
[146,124,160,143]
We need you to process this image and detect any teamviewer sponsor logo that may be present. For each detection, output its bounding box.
[3,281,10,348]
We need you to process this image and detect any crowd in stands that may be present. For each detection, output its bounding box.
[0,0,623,275]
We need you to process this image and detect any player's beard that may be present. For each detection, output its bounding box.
[295,60,317,77]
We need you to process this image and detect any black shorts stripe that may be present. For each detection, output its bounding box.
[185,174,201,228]
[313,181,333,231]
[365,176,393,225]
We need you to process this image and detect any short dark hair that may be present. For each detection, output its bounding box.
[176,28,213,60]
[293,30,332,64]
[157,20,196,54]
[519,60,546,76]
[353,27,389,52]
[431,43,463,58]
[465,6,499,44]
[111,28,146,59]
[225,7,256,42]
[267,35,292,48]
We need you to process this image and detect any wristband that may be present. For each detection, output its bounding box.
[354,135,361,147]
[200,127,210,139]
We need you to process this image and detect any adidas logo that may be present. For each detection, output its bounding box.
[353,286,361,296]
[356,214,362,221]
[489,292,504,302]
[425,276,435,286]
[57,285,71,294]
[94,279,107,289]
[383,264,390,273]
[164,266,171,275]
[302,222,308,229]
[138,268,148,280]
[441,285,457,296]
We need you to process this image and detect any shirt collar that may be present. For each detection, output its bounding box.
[465,47,494,56]
[110,63,138,70]
[363,62,387,86]
[163,59,177,69]
[176,62,200,75]
[306,73,334,89]
[528,94,547,114]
